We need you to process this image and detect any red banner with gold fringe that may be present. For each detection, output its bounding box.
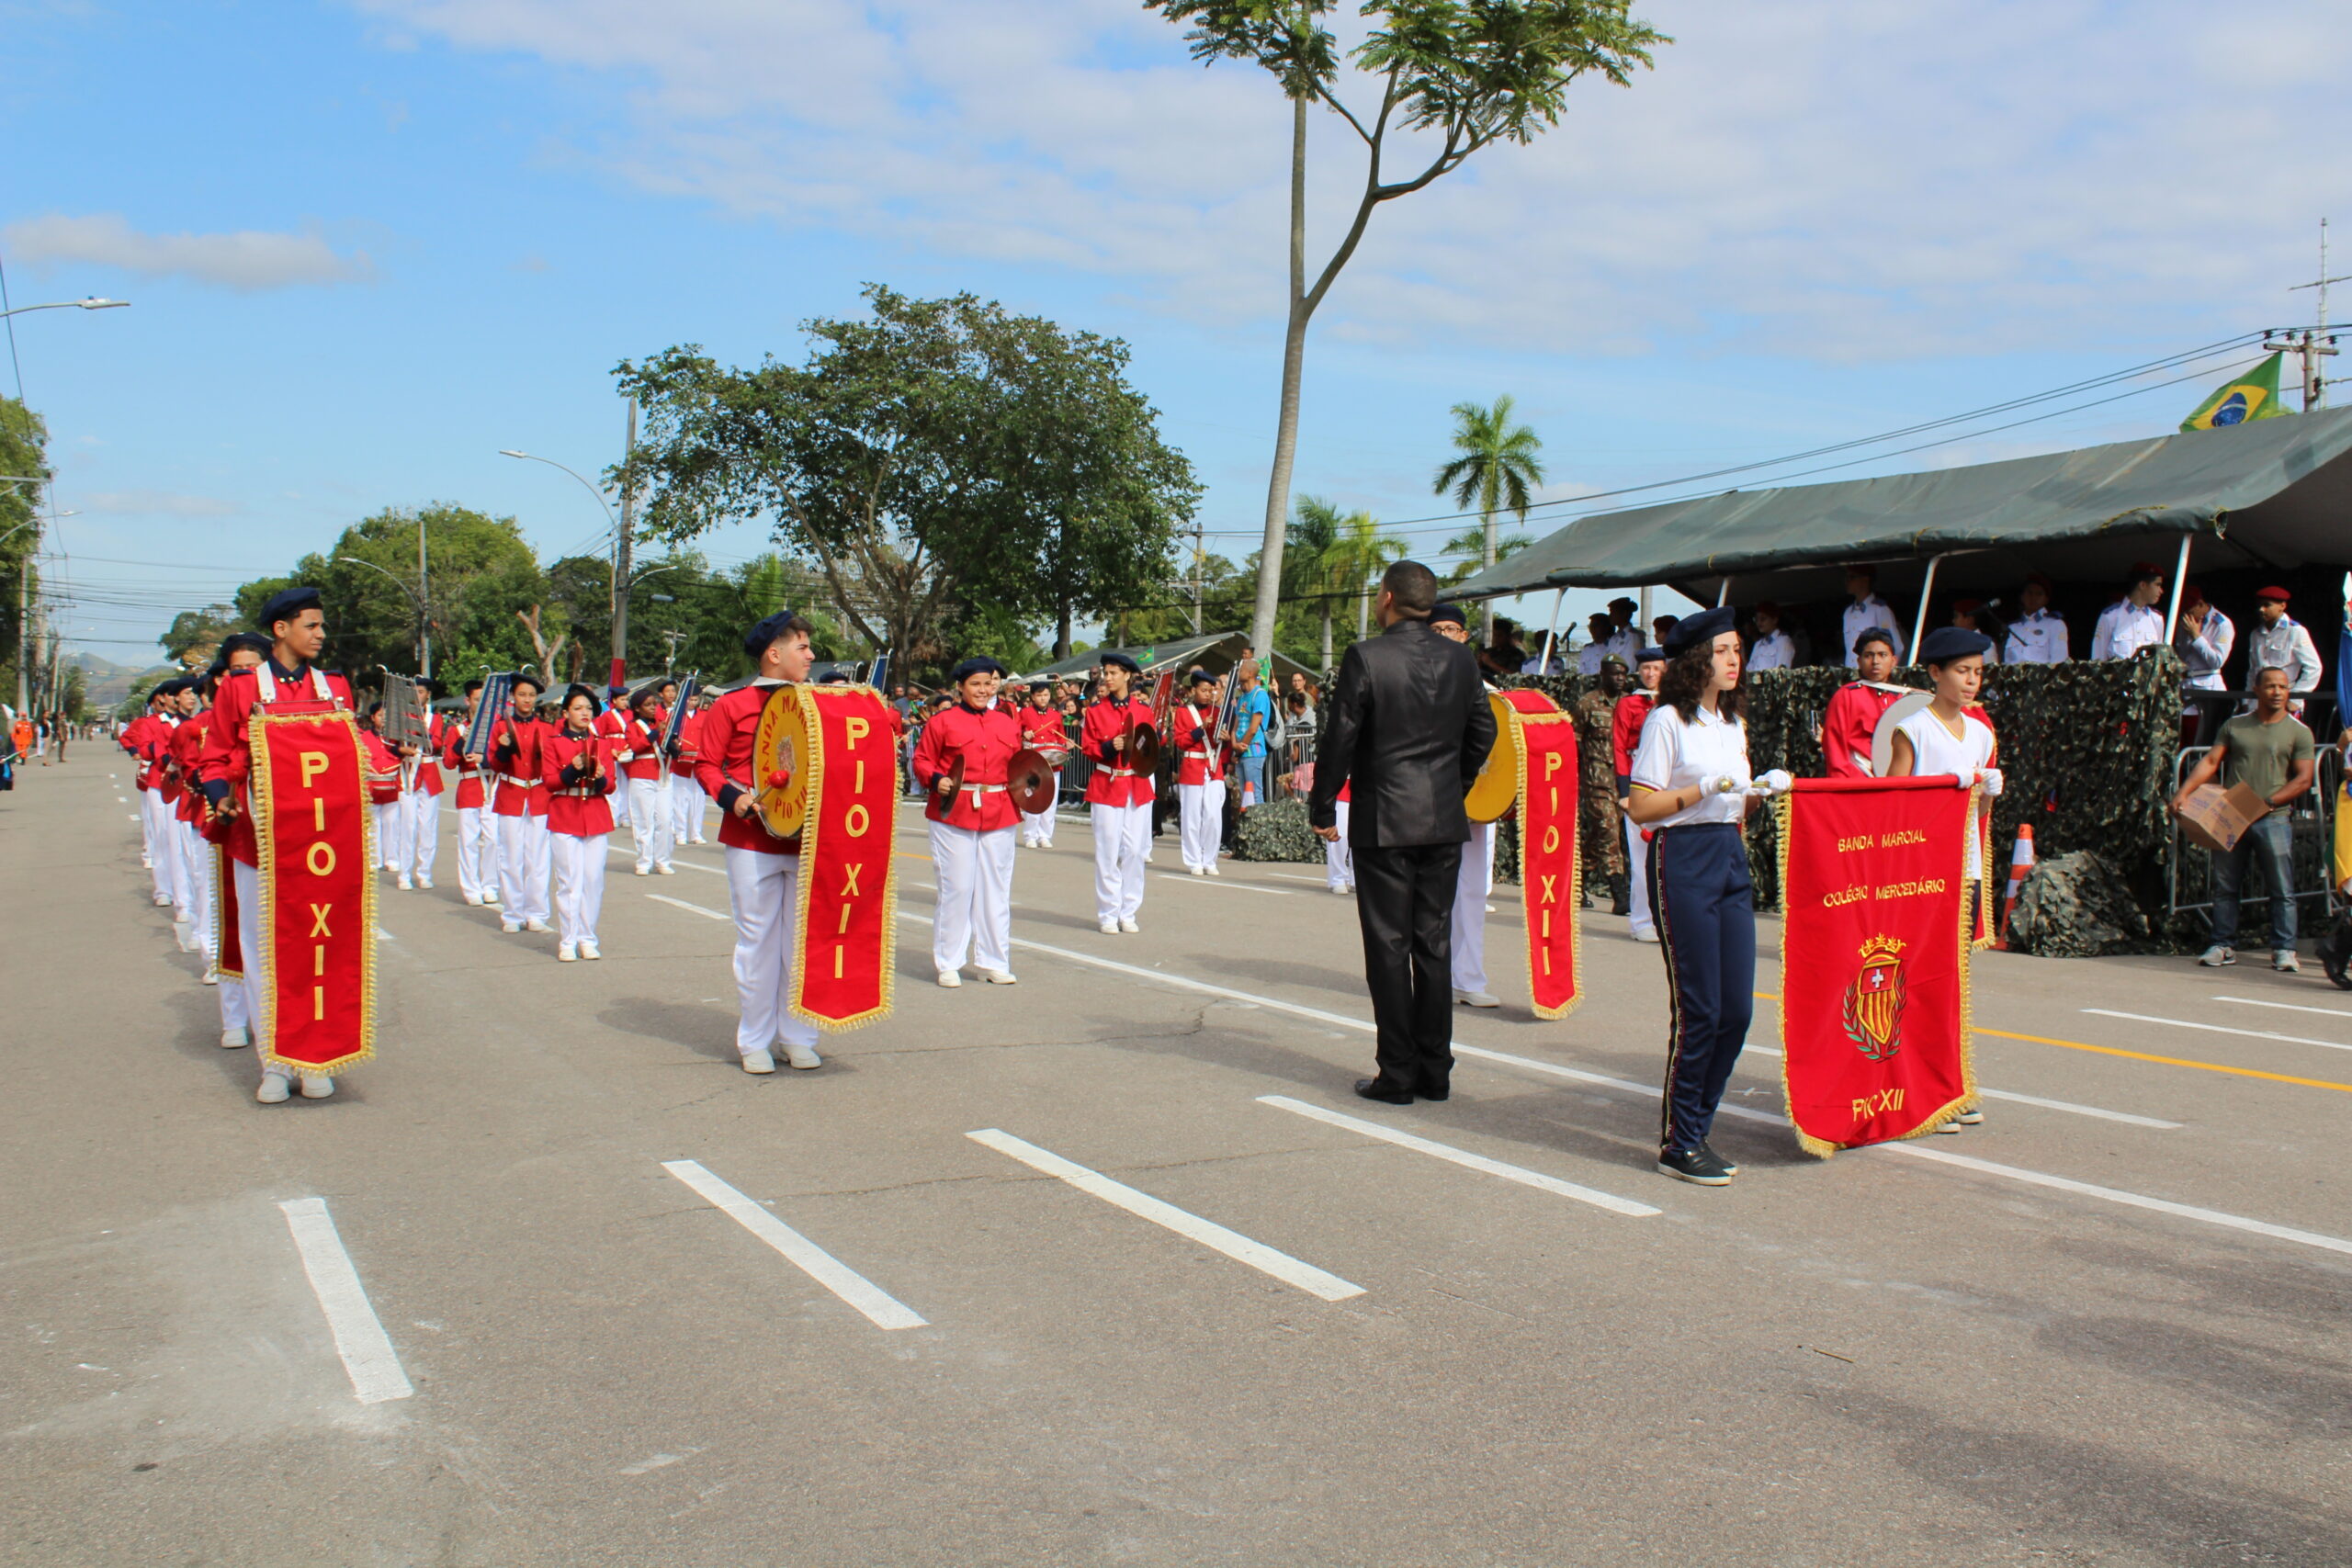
[1775,775,1978,1155]
[249,704,376,1073]
[212,840,243,980]
[1501,688,1581,1019]
[789,685,899,1029]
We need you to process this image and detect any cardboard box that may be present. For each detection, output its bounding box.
[2176,782,2267,854]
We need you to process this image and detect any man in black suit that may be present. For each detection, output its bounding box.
[1309,560,1498,1103]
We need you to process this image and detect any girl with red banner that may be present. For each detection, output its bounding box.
[543,684,622,962]
[1626,606,1792,1186]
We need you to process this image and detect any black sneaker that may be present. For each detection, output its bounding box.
[1657,1145,1732,1186]
[1700,1137,1740,1175]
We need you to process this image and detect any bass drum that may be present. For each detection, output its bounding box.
[1868,692,1936,778]
[751,685,813,838]
[1463,691,1522,824]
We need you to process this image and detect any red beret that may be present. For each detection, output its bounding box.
[2256,585,2290,602]
[1952,598,1984,615]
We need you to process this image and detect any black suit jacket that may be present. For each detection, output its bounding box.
[1308,617,1496,849]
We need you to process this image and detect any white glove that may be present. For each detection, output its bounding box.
[1757,769,1793,795]
[1975,767,2004,797]
[1703,774,1744,796]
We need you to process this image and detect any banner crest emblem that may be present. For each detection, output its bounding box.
[1841,935,1906,1061]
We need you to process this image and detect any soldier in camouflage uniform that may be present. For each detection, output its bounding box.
[1575,655,1631,913]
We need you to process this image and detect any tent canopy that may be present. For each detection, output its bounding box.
[1017,630,1314,686]
[1452,407,2352,608]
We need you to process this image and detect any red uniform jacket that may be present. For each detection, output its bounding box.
[1082,695,1157,808]
[1822,682,1905,779]
[170,716,208,824]
[669,710,704,780]
[442,714,491,811]
[488,713,553,818]
[197,663,357,867]
[1018,705,1065,755]
[404,714,445,797]
[362,730,404,805]
[123,713,165,790]
[150,716,187,807]
[1611,693,1656,781]
[620,718,664,782]
[912,702,1023,831]
[694,682,800,856]
[541,728,620,837]
[1170,702,1225,786]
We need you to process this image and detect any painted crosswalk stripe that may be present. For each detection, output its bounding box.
[647,893,731,921]
[2083,1008,2352,1055]
[277,1198,413,1404]
[1258,1095,1660,1216]
[967,1128,1364,1302]
[661,1160,927,1330]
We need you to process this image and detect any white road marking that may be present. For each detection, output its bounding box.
[2213,994,2352,1021]
[1258,1095,1660,1217]
[374,927,394,941]
[1265,872,1335,886]
[277,1199,413,1404]
[661,1160,927,1330]
[647,893,731,922]
[1155,874,1294,896]
[2083,1008,2352,1055]
[1741,1043,2177,1128]
[967,1128,1364,1302]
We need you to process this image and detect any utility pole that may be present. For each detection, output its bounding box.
[416,507,432,682]
[610,396,638,691]
[2268,217,2346,411]
[659,627,688,674]
[1191,519,1204,636]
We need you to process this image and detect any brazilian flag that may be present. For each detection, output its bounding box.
[2180,353,2290,431]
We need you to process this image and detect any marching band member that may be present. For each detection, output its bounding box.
[1171,668,1225,875]
[167,675,220,964]
[196,587,360,1103]
[445,679,501,907]
[670,691,710,846]
[1429,604,1500,1008]
[1324,775,1355,895]
[142,682,190,913]
[391,682,444,891]
[1017,682,1065,848]
[913,656,1022,986]
[1614,647,1665,942]
[695,611,825,1074]
[1083,650,1156,934]
[620,685,675,876]
[1821,628,1905,779]
[361,705,405,873]
[198,636,269,1042]
[490,673,556,935]
[1625,607,1788,1185]
[119,692,159,874]
[124,684,177,899]
[543,683,621,961]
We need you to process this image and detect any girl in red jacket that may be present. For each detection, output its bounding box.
[541,683,621,962]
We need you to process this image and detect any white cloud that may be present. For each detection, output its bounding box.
[3,214,373,291]
[356,0,2352,361]
[78,490,239,517]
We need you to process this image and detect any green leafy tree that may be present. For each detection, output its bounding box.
[160,604,242,664]
[1436,524,1532,585]
[1432,394,1545,626]
[1147,0,1663,662]
[0,396,48,710]
[616,285,1200,669]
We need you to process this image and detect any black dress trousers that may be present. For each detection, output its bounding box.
[1351,839,1464,1093]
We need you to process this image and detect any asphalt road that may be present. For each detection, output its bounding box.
[5,757,2348,1567]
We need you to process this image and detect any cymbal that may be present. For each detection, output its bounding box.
[1008,748,1057,815]
[1128,721,1161,775]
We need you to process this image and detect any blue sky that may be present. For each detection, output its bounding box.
[6,0,2348,663]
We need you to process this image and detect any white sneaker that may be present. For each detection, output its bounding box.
[2199,944,2234,967]
[1454,989,1500,1009]
[1189,864,1205,876]
[2275,950,2301,974]
[153,892,174,907]
[980,968,1018,985]
[502,921,524,934]
[1117,917,1140,933]
[656,863,674,875]
[201,966,220,987]
[782,1043,823,1070]
[397,875,413,891]
[415,876,433,890]
[634,865,651,876]
[1099,920,1120,935]
[483,890,501,905]
[220,1026,251,1049]
[579,941,601,961]
[1330,884,1351,896]
[1204,865,1219,876]
[558,942,578,962]
[464,892,482,907]
[937,970,963,987]
[524,918,554,933]
[1633,929,1661,944]
[255,1072,292,1103]
[300,1074,334,1100]
[741,1048,777,1074]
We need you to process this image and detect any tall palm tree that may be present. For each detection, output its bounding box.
[1287,496,1343,672]
[1329,506,1403,646]
[1437,525,1532,584]
[1432,396,1545,642]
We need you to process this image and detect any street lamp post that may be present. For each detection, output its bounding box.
[503,400,645,691]
[0,298,130,321]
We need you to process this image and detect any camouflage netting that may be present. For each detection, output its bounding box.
[1233,795,1324,863]
[1500,646,2188,953]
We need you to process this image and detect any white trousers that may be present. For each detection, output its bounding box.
[232,857,321,1076]
[1625,815,1654,938]
[628,775,673,871]
[929,819,1014,974]
[672,774,707,843]
[144,792,179,905]
[1022,806,1056,847]
[1177,781,1222,872]
[551,831,609,948]
[208,842,250,1032]
[724,846,820,1056]
[1452,820,1494,994]
[399,793,439,881]
[176,818,214,959]
[1091,801,1150,923]
[1326,800,1354,890]
[456,805,499,900]
[498,812,553,925]
[373,799,406,869]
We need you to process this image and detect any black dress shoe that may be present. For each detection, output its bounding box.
[1418,1078,1451,1102]
[1352,1077,1415,1105]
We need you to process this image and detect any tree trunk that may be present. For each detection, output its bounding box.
[1057,599,1072,660]
[1357,578,1370,640]
[1248,94,1311,670]
[1319,601,1331,673]
[1481,498,1498,647]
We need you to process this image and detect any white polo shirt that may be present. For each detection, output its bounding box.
[1630,701,1751,829]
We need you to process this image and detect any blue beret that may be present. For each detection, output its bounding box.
[817,669,853,684]
[742,610,805,661]
[948,656,1008,683]
[1186,667,1216,685]
[1098,651,1141,674]
[1918,626,1993,665]
[1428,602,1467,628]
[257,586,322,628]
[1662,605,1736,655]
[1635,645,1668,664]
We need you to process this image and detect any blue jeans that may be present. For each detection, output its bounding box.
[1238,752,1266,802]
[2210,811,2296,950]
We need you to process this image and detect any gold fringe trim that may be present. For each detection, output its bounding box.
[211,840,243,980]
[251,705,376,1077]
[786,684,898,1032]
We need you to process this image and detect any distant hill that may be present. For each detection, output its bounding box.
[72,650,172,709]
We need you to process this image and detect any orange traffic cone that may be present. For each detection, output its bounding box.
[1995,823,2035,951]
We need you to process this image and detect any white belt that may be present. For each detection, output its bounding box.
[1102,767,1137,777]
[499,773,537,788]
[1181,750,1211,759]
[958,784,1007,795]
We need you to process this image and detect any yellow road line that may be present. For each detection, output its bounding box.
[1756,992,2352,1095]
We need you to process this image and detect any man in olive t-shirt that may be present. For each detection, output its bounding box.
[2173,666,2316,970]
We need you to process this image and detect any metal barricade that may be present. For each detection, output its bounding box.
[2167,742,2344,925]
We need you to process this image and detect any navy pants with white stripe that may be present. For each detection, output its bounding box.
[1649,821,1755,1155]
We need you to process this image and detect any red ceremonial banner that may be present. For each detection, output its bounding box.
[789,684,899,1029]
[212,840,243,980]
[1502,688,1581,1019]
[1776,775,1978,1155]
[249,705,377,1073]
